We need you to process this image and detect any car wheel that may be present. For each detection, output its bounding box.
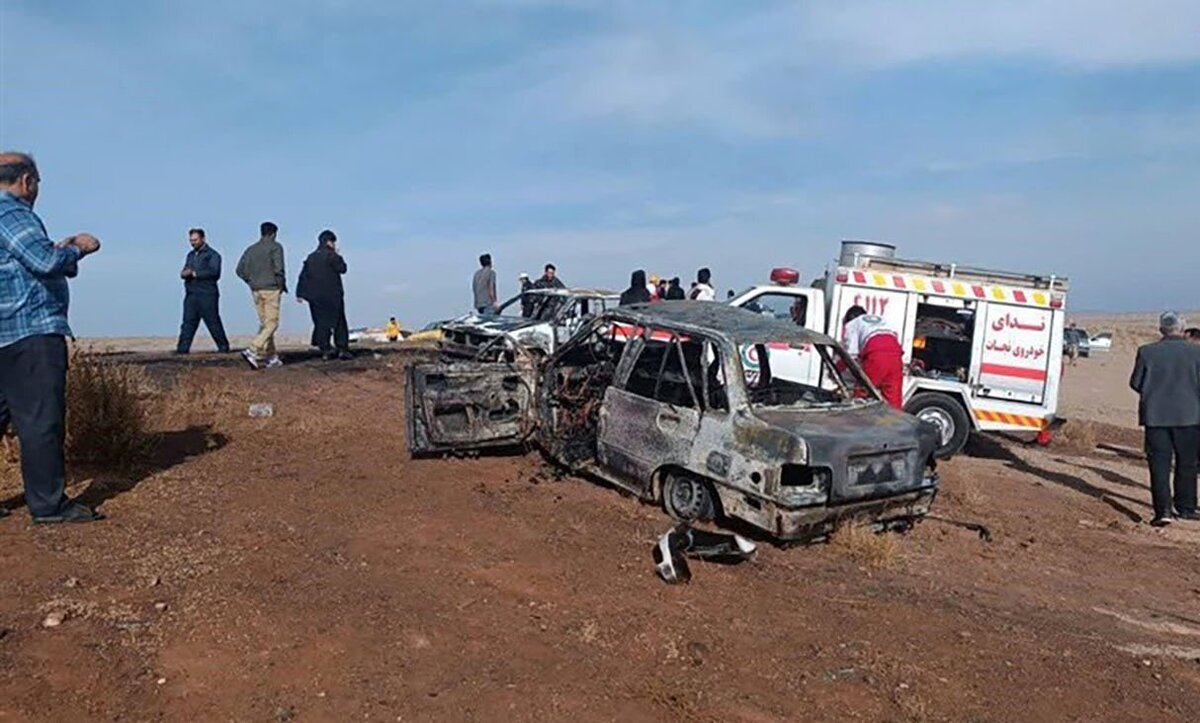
[662,472,716,522]
[904,392,970,460]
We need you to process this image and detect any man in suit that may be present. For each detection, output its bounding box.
[1129,311,1200,527]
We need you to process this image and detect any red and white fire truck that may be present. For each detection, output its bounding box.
[729,240,1069,458]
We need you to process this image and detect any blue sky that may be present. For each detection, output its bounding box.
[2,0,1198,337]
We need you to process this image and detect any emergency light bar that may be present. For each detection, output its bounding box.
[770,267,800,286]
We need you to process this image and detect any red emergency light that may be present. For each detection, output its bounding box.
[770,267,801,286]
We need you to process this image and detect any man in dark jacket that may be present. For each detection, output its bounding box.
[533,263,566,290]
[1129,311,1200,526]
[297,229,350,361]
[236,221,287,369]
[664,277,685,300]
[176,228,230,354]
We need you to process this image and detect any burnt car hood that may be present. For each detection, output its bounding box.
[752,403,939,503]
[444,316,541,336]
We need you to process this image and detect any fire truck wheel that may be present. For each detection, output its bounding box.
[905,393,970,460]
[662,472,716,522]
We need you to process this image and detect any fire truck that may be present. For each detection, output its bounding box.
[728,240,1069,458]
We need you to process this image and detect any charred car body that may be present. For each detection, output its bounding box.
[408,302,939,541]
[440,288,619,361]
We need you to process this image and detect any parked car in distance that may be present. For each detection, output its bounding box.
[408,302,940,541]
[1088,332,1113,353]
[440,288,619,361]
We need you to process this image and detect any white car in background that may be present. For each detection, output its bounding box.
[1088,332,1113,353]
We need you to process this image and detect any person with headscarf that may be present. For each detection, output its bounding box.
[620,270,652,306]
[664,277,685,300]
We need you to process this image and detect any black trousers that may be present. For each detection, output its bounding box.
[1145,426,1199,518]
[177,292,230,353]
[0,334,70,517]
[309,298,349,352]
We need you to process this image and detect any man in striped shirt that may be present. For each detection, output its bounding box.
[0,152,104,524]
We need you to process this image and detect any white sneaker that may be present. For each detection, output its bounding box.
[265,356,284,369]
[241,349,260,370]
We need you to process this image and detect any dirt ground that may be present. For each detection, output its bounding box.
[3,325,1200,722]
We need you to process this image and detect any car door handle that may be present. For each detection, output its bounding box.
[659,411,682,423]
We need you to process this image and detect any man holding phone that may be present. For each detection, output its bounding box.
[0,152,105,524]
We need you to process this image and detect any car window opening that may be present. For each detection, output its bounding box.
[744,341,872,409]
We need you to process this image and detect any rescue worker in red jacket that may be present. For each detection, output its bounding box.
[842,305,905,409]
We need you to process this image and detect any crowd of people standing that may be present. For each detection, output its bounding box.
[472,253,719,314]
[177,221,353,368]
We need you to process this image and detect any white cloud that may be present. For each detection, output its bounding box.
[547,31,806,138]
[801,0,1200,69]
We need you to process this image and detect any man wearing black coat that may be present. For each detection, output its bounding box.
[1129,311,1200,527]
[297,229,350,361]
[176,228,230,354]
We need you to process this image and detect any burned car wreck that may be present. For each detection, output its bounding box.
[440,288,619,361]
[407,302,939,541]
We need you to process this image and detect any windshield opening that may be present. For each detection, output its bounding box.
[740,340,879,409]
[493,292,567,321]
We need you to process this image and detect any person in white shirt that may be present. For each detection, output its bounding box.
[689,267,716,301]
[841,305,904,409]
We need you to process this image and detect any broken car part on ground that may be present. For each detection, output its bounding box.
[408,302,940,542]
[654,524,758,584]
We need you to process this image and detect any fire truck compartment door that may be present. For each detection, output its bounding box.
[976,303,1053,405]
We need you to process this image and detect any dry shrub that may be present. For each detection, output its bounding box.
[1051,419,1098,456]
[830,521,902,570]
[65,349,157,469]
[152,371,233,428]
[937,464,985,508]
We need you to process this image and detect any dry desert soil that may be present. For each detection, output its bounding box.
[2,314,1199,721]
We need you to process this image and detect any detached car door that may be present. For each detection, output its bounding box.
[406,362,536,454]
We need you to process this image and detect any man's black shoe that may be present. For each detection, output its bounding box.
[33,502,104,525]
[337,350,354,361]
[217,347,232,354]
[322,351,337,362]
[1176,510,1200,521]
[1150,515,1173,528]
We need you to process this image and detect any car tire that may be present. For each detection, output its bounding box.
[662,472,716,522]
[904,392,970,460]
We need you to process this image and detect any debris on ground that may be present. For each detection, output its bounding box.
[653,524,757,584]
[42,610,67,628]
[926,514,993,542]
[249,403,275,418]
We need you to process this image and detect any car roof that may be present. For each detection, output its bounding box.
[524,287,619,298]
[604,300,837,345]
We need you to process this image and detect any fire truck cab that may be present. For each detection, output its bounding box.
[728,240,1069,458]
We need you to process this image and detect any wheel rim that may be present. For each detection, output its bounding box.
[667,477,708,520]
[917,407,955,448]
